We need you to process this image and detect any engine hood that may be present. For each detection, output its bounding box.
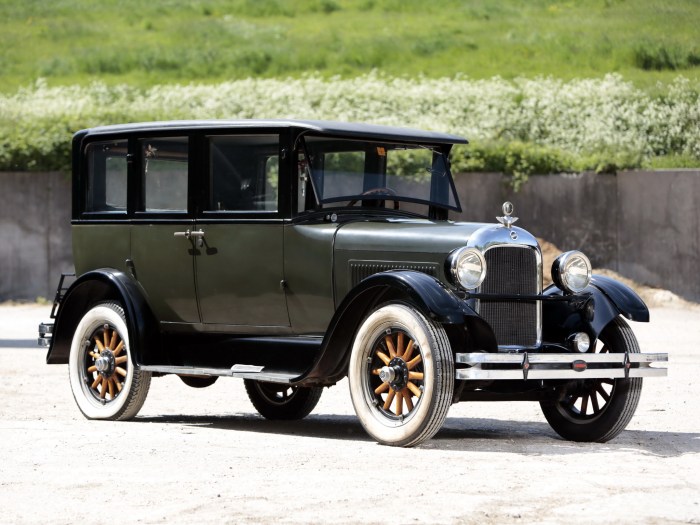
[333,218,493,254]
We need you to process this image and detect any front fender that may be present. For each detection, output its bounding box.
[294,270,496,385]
[590,274,649,322]
[543,273,649,343]
[46,269,160,365]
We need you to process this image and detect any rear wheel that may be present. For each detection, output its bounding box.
[540,317,643,442]
[244,380,323,420]
[348,303,454,447]
[68,302,151,420]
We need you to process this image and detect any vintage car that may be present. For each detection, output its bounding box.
[39,119,667,447]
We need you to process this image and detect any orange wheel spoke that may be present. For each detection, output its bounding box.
[396,332,405,358]
[115,367,127,378]
[402,340,415,362]
[112,376,123,392]
[91,375,102,389]
[107,378,115,399]
[406,355,422,370]
[94,337,105,352]
[103,328,109,350]
[383,389,396,411]
[87,365,97,373]
[109,330,118,351]
[406,381,422,398]
[395,391,403,416]
[402,389,414,411]
[114,356,128,365]
[408,371,423,381]
[99,378,108,399]
[374,382,390,395]
[89,352,100,359]
[385,336,397,358]
[376,351,391,366]
[113,341,124,357]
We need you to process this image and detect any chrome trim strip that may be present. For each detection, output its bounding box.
[455,352,668,381]
[139,364,295,383]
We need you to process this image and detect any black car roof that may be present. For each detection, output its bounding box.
[78,119,468,145]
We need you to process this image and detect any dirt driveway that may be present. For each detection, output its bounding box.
[0,303,698,524]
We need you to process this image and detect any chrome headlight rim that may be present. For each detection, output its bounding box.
[446,247,487,290]
[552,250,592,294]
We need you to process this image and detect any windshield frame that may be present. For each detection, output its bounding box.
[297,135,462,214]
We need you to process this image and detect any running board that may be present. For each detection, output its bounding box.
[139,364,299,384]
[455,352,668,381]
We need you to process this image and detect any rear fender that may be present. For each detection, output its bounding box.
[295,270,496,384]
[46,269,160,365]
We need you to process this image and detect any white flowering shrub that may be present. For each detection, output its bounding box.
[0,74,698,174]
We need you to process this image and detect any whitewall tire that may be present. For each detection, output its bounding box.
[348,303,454,447]
[68,302,151,420]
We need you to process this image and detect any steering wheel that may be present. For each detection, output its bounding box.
[348,187,400,210]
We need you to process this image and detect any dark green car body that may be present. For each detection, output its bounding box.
[41,120,667,446]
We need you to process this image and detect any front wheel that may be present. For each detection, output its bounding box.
[244,380,323,420]
[540,317,643,442]
[348,303,454,447]
[68,302,151,420]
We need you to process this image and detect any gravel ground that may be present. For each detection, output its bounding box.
[0,303,698,524]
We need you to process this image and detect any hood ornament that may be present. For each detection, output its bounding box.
[497,201,518,229]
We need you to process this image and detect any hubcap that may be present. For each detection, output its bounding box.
[95,349,116,377]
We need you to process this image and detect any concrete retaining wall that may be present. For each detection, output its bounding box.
[451,170,700,303]
[1,170,699,302]
[0,172,73,302]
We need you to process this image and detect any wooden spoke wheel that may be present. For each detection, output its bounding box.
[540,317,643,442]
[348,303,453,447]
[69,302,151,420]
[244,380,323,420]
[368,328,425,420]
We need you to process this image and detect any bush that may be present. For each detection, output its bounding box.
[0,74,698,177]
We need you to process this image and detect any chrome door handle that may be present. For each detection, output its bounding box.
[173,229,205,240]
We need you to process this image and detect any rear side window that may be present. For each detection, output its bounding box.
[85,140,128,213]
[140,137,188,212]
[208,135,279,212]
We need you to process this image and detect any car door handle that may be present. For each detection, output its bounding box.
[173,229,205,240]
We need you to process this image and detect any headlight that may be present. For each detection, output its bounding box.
[447,247,487,290]
[552,251,592,293]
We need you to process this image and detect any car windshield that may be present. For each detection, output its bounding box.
[300,136,460,211]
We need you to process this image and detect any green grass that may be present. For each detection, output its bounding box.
[1,0,699,92]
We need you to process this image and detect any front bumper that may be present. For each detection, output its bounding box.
[455,352,668,381]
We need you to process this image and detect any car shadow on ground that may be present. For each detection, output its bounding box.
[133,413,700,456]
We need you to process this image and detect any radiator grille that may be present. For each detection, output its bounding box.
[350,261,438,287]
[478,246,540,348]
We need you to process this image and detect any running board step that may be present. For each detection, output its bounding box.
[139,364,300,384]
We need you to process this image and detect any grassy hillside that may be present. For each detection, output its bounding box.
[1,0,699,92]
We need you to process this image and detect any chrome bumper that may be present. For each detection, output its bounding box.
[455,352,668,381]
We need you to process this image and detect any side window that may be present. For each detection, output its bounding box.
[208,135,279,212]
[140,137,188,212]
[85,140,128,213]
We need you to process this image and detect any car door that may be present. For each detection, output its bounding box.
[129,136,200,324]
[194,133,290,329]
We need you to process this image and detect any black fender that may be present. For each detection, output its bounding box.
[46,269,160,366]
[542,273,649,343]
[294,270,497,385]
